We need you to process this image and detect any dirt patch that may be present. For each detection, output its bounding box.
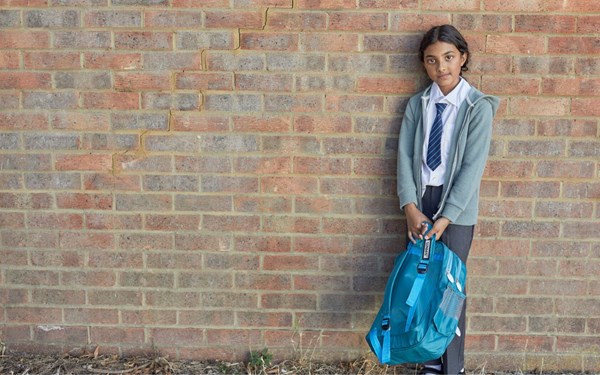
[0,346,589,375]
[0,347,414,375]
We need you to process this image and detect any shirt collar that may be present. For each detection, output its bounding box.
[430,78,469,108]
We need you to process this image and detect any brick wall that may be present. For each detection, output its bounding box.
[1,0,599,372]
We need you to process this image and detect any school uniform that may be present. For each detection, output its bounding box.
[397,78,499,374]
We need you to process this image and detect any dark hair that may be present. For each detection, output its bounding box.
[419,24,470,74]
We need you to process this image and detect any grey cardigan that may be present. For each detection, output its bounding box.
[397,85,499,225]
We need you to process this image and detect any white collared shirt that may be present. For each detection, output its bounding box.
[421,78,472,193]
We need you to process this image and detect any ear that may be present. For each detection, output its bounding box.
[460,52,468,66]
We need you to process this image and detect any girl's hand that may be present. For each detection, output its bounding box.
[425,217,451,240]
[404,203,432,243]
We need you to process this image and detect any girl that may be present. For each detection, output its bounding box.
[397,25,499,375]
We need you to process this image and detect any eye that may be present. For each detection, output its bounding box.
[426,58,436,65]
[445,55,454,61]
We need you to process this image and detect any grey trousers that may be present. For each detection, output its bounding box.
[421,186,474,375]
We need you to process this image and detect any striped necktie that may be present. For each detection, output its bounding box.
[426,103,447,171]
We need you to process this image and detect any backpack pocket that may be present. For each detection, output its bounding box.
[433,285,465,336]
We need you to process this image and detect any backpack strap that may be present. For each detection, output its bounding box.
[404,235,435,332]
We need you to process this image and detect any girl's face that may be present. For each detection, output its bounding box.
[422,41,468,96]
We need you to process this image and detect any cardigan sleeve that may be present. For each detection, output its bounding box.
[397,97,420,210]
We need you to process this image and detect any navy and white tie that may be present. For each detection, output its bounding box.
[426,103,447,171]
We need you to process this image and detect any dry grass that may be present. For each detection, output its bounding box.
[0,340,588,375]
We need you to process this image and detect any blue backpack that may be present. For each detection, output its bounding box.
[365,232,467,365]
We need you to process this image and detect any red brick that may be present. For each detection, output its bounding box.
[32,289,85,305]
[56,192,112,210]
[114,32,172,50]
[266,10,327,30]
[144,10,202,28]
[498,335,554,352]
[0,212,25,229]
[115,72,171,91]
[261,176,318,194]
[510,97,569,116]
[175,72,233,90]
[203,214,260,232]
[205,10,264,29]
[548,37,600,54]
[536,202,593,219]
[454,14,512,32]
[31,250,83,268]
[301,33,359,52]
[486,34,546,55]
[0,113,48,130]
[173,0,228,6]
[422,0,479,11]
[296,0,356,9]
[353,157,395,176]
[572,98,600,116]
[150,328,205,346]
[328,12,387,31]
[294,156,351,175]
[84,52,142,70]
[206,329,261,346]
[233,115,291,132]
[55,154,112,172]
[91,327,145,344]
[471,239,531,258]
[88,290,142,306]
[0,51,19,69]
[172,113,229,132]
[263,215,320,234]
[263,135,319,153]
[234,196,291,214]
[356,76,417,94]
[234,156,292,174]
[85,213,142,230]
[235,274,291,290]
[235,73,293,92]
[179,310,233,326]
[261,293,317,309]
[483,0,566,12]
[51,112,110,131]
[390,13,450,31]
[118,232,173,250]
[321,177,381,195]
[326,95,384,113]
[0,31,50,49]
[121,310,176,326]
[578,16,600,34]
[60,232,114,250]
[323,217,378,235]
[465,334,495,351]
[263,254,319,271]
[530,279,587,296]
[500,181,560,198]
[482,76,540,95]
[145,214,200,231]
[295,312,352,329]
[6,307,62,324]
[82,92,139,110]
[515,15,576,33]
[234,235,291,252]
[240,32,298,51]
[27,212,83,230]
[537,160,595,179]
[23,52,80,70]
[469,276,529,296]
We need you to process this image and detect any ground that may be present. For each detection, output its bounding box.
[0,346,589,375]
